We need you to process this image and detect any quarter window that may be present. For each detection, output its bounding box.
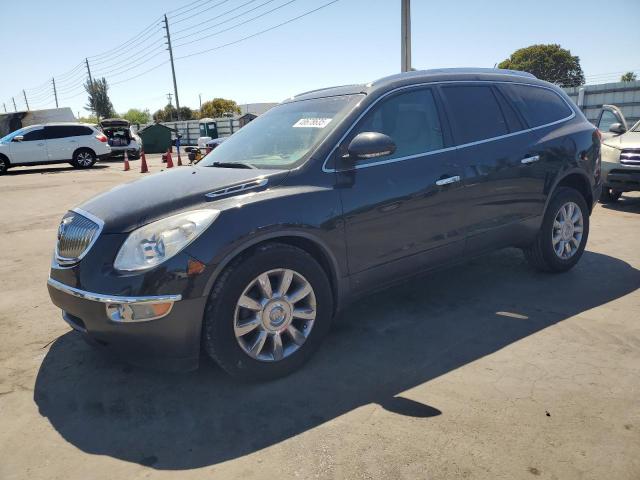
[352,88,444,161]
[441,85,509,144]
[504,84,573,127]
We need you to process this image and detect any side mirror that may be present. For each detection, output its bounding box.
[347,132,396,160]
[609,123,627,135]
[13,135,24,142]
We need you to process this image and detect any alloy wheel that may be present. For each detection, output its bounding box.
[551,201,584,259]
[234,268,316,362]
[76,152,93,166]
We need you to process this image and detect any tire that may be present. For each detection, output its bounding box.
[0,155,8,175]
[71,149,96,169]
[203,243,333,381]
[599,187,621,204]
[524,187,590,273]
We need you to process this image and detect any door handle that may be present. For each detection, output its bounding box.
[521,155,540,164]
[37,142,44,146]
[435,175,461,186]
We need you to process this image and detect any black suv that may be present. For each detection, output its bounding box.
[48,69,602,380]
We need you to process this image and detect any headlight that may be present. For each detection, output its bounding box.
[601,143,621,163]
[114,209,219,271]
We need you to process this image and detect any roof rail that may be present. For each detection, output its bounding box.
[371,68,537,86]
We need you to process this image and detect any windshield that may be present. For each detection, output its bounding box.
[0,127,29,144]
[199,94,364,169]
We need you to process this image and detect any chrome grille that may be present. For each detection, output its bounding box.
[55,210,102,265]
[620,148,640,166]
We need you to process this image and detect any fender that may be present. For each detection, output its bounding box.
[543,167,594,215]
[201,228,348,312]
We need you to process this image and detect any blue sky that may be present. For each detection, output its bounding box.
[1,0,639,117]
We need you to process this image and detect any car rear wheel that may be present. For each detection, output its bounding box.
[599,187,622,203]
[523,187,589,273]
[72,149,96,169]
[203,243,333,381]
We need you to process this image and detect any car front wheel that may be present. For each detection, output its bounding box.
[0,156,8,175]
[203,243,333,381]
[72,149,96,168]
[524,187,590,273]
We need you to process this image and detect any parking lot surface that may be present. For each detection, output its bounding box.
[0,160,639,480]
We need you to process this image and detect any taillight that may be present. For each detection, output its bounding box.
[96,133,108,142]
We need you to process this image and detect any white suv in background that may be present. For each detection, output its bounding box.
[0,123,111,175]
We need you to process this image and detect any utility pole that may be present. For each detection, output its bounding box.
[12,97,17,112]
[199,93,202,110]
[401,0,412,72]
[164,14,181,120]
[23,90,30,111]
[52,78,59,108]
[2,103,6,113]
[85,58,98,120]
[167,93,173,106]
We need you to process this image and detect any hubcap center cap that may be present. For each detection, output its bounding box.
[562,223,573,239]
[262,300,292,331]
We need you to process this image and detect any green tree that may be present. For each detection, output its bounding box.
[178,106,195,120]
[498,44,585,87]
[122,108,150,124]
[199,98,241,118]
[620,72,637,82]
[152,104,197,122]
[77,115,98,124]
[84,77,116,119]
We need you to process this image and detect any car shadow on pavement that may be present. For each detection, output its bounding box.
[34,249,640,470]
[5,165,109,176]
[600,195,640,214]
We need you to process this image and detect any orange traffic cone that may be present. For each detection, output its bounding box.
[166,148,174,168]
[140,150,149,173]
[177,150,183,166]
[123,150,130,171]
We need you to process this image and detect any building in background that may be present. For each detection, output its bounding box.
[564,80,640,126]
[0,108,75,137]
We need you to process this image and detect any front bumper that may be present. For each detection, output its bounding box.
[602,162,640,191]
[47,277,207,371]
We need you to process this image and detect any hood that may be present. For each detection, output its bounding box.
[603,130,640,149]
[78,166,287,233]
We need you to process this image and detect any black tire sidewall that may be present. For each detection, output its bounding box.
[539,187,590,271]
[203,244,333,381]
[0,156,7,175]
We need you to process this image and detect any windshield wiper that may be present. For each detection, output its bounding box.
[210,162,255,169]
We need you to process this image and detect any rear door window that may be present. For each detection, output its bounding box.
[352,87,444,161]
[440,85,509,145]
[45,125,92,139]
[503,84,573,127]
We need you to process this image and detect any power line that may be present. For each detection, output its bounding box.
[175,0,340,60]
[110,61,170,86]
[174,0,297,47]
[171,0,232,25]
[173,0,264,35]
[173,0,279,40]
[91,43,167,78]
[87,17,164,61]
[89,29,165,68]
[167,0,212,16]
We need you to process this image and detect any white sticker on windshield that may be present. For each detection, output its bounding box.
[293,118,332,128]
